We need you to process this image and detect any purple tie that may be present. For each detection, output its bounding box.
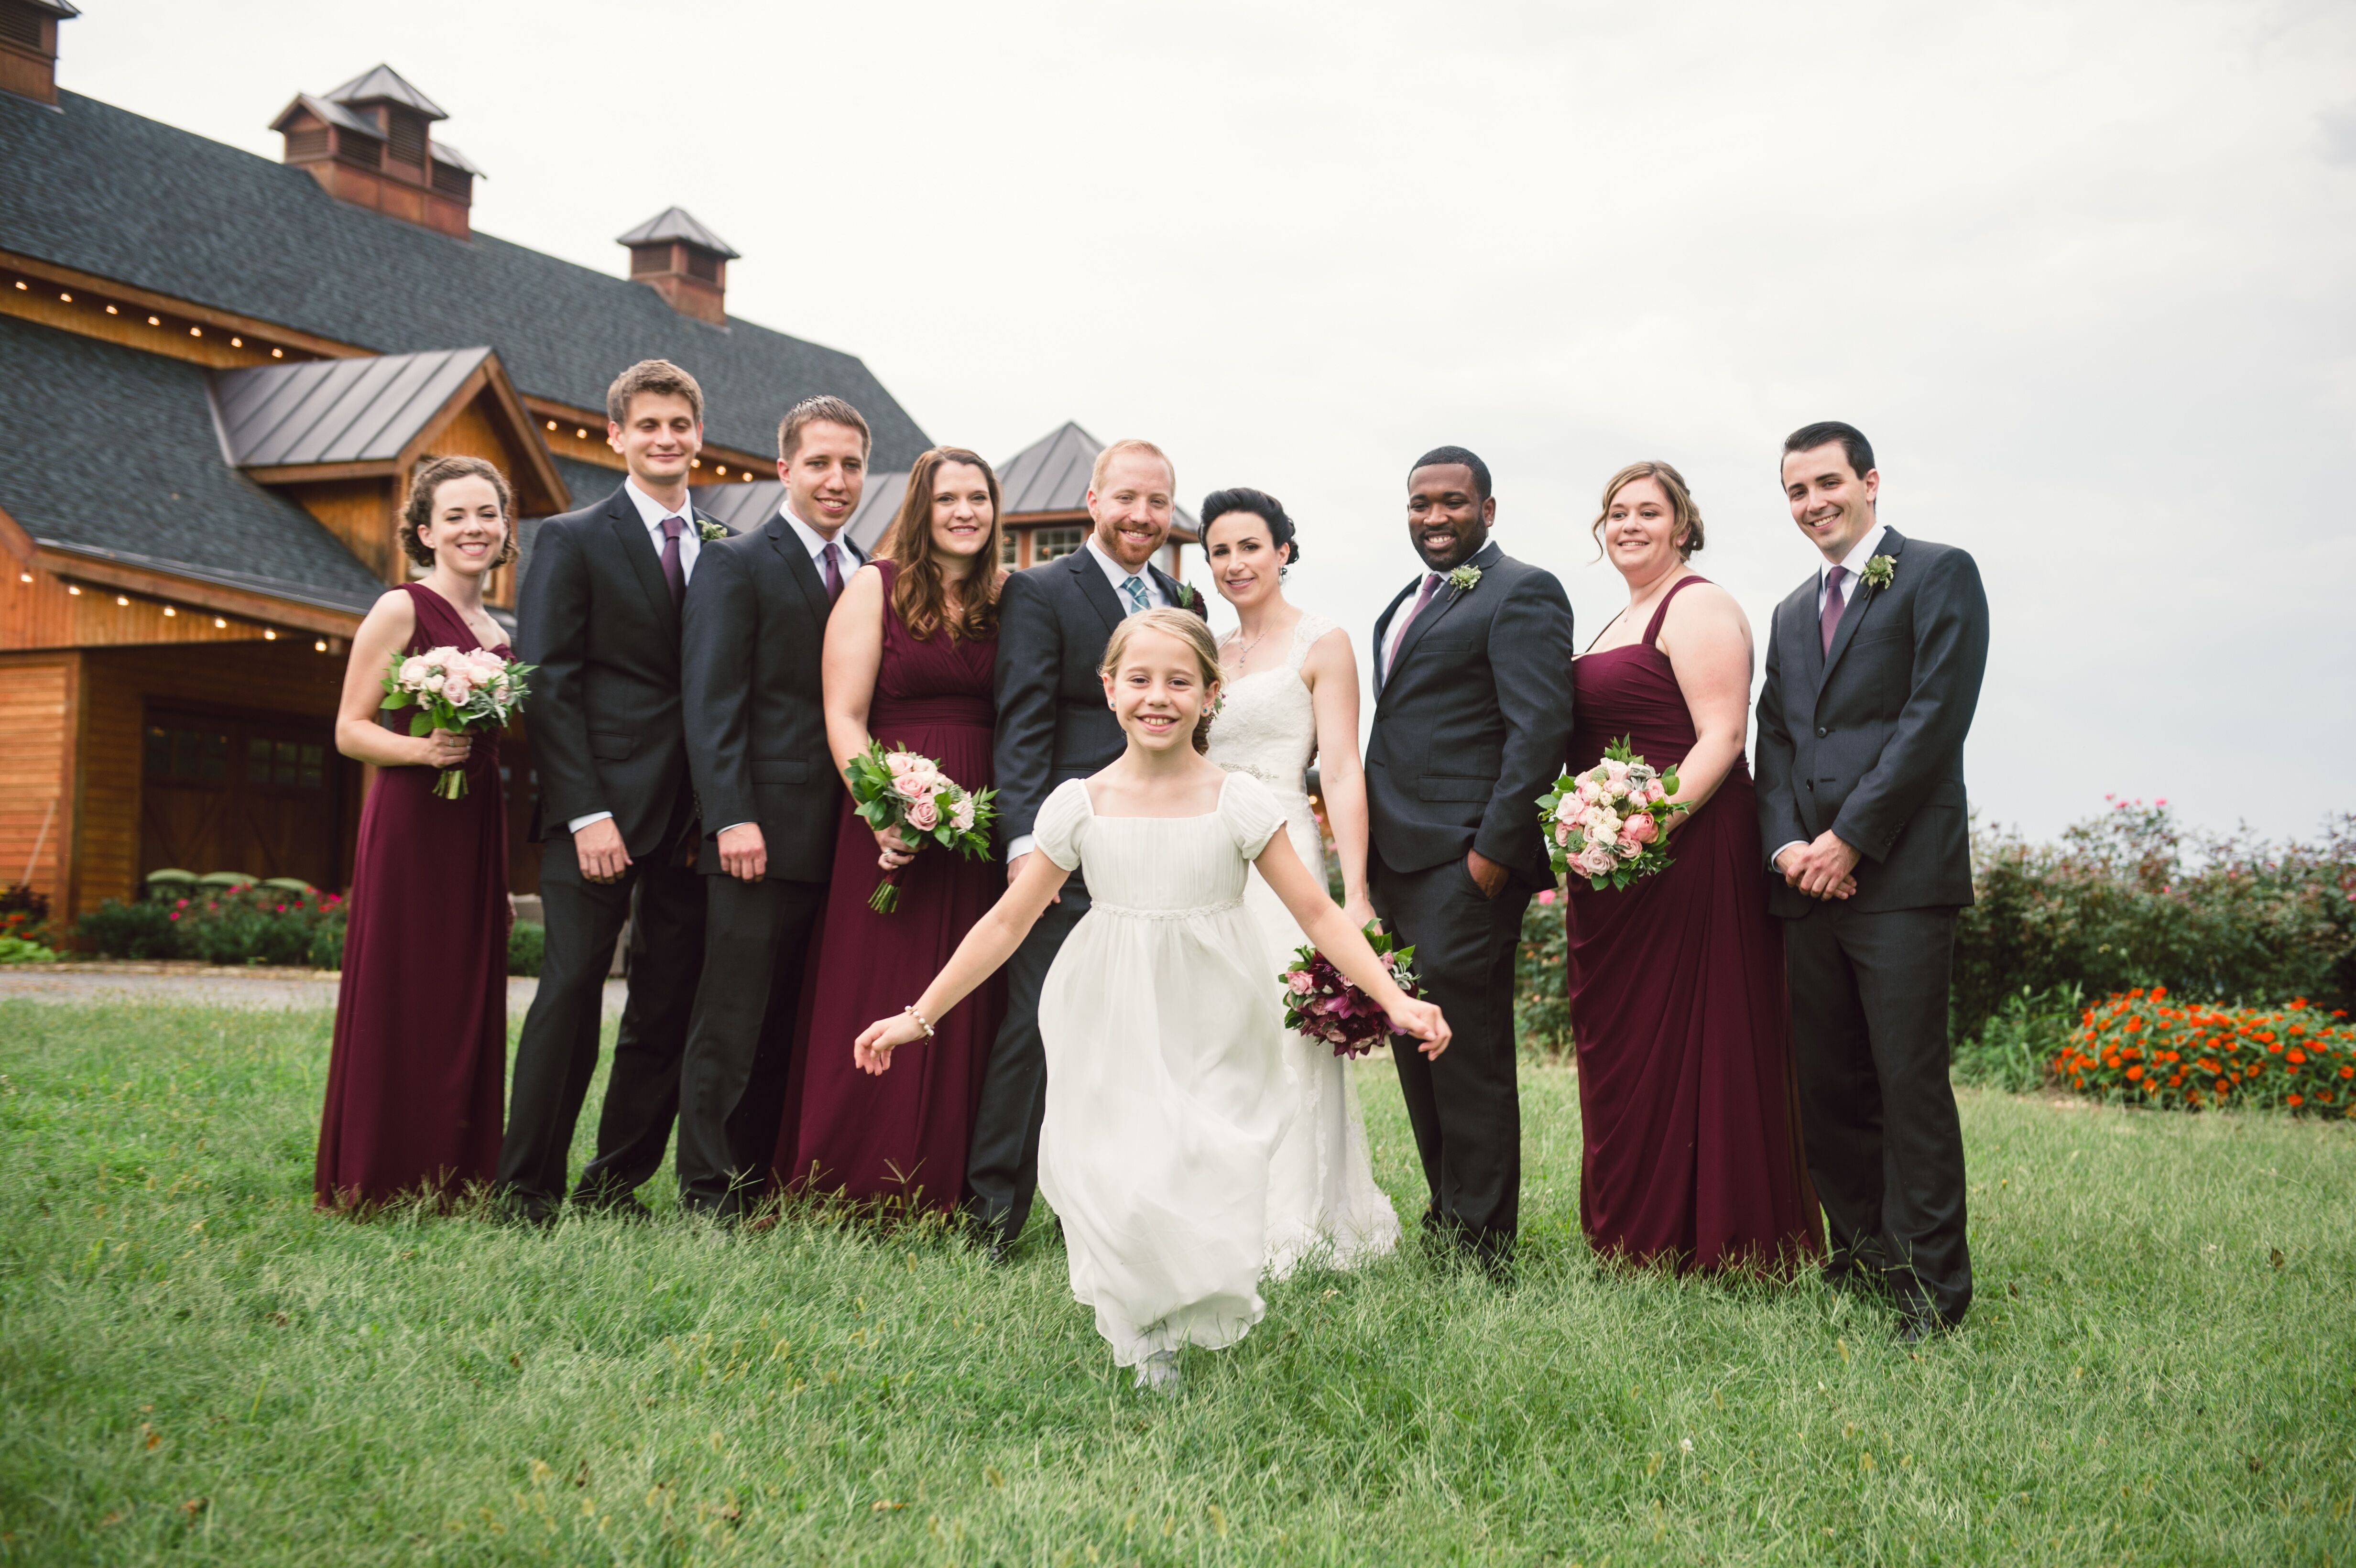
[1819,565,1848,655]
[658,516,686,609]
[821,541,845,604]
[1385,572,1443,678]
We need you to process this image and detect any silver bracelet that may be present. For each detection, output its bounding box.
[903,1004,935,1038]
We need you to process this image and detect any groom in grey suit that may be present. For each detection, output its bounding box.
[1366,446,1574,1270]
[1755,420,1989,1340]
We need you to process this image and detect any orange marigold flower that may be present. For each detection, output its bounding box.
[2287,1094,2303,1107]
[2152,986,2169,1000]
[2338,1066,2353,1080]
[2286,1050,2307,1066]
[2125,1065,2144,1081]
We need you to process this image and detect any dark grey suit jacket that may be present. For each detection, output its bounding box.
[1754,525,1989,917]
[1365,541,1575,887]
[992,548,1198,849]
[516,485,729,856]
[677,514,859,884]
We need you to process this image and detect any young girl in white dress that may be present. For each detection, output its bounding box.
[855,609,1449,1390]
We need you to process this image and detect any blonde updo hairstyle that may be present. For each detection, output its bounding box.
[1099,607,1222,754]
[1590,459,1704,561]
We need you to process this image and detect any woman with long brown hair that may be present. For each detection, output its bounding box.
[772,446,1009,1215]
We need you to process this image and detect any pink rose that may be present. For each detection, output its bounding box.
[1626,814,1658,845]
[1554,822,1571,846]
[1580,843,1617,877]
[444,679,473,707]
[1644,779,1667,805]
[398,655,429,687]
[1536,888,1556,905]
[886,751,916,777]
[950,798,976,833]
[906,796,940,831]
[1575,778,1601,806]
[1286,971,1314,995]
[893,773,929,800]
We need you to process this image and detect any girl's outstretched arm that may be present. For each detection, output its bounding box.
[852,850,1073,1072]
[1253,831,1452,1058]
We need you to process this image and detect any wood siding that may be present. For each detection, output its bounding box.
[0,564,291,652]
[287,479,401,586]
[0,653,75,903]
[0,271,306,370]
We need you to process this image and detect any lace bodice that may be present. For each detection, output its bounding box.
[1205,610,1336,798]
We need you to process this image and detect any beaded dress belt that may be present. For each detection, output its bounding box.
[1088,896,1244,921]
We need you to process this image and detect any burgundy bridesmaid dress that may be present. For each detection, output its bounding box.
[775,559,1004,1215]
[315,582,510,1209]
[1563,574,1823,1274]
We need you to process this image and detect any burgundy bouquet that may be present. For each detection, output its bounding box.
[1279,923,1422,1058]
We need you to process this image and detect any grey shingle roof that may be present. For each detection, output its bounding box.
[0,89,931,467]
[210,346,491,467]
[0,314,389,612]
[994,422,1199,533]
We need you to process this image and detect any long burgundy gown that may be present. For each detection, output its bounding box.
[774,559,1003,1215]
[1563,573,1822,1274]
[315,583,511,1210]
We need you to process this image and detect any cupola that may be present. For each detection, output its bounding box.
[0,0,75,106]
[617,207,739,326]
[270,65,481,239]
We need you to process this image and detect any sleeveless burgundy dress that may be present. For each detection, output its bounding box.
[1563,574,1822,1274]
[316,582,511,1209]
[774,559,1004,1214]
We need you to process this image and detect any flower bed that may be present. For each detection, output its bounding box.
[2052,987,2356,1116]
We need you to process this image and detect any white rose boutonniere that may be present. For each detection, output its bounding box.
[696,519,728,543]
[1446,564,1483,595]
[1860,555,1895,592]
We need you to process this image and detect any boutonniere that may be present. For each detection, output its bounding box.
[696,519,728,543]
[1175,582,1202,612]
[1860,555,1895,592]
[1446,564,1483,595]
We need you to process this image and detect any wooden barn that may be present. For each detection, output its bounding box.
[0,22,930,919]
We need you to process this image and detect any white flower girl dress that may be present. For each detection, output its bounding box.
[1029,769,1294,1370]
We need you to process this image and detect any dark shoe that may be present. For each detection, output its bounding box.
[577,1193,654,1224]
[1894,1306,1953,1345]
[491,1189,557,1228]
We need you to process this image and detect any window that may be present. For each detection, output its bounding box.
[1033,527,1085,563]
[144,724,228,785]
[1002,531,1020,568]
[246,737,325,790]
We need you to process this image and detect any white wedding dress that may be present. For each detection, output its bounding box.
[1205,610,1403,1276]
[1031,771,1295,1368]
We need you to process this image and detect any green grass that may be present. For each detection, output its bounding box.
[1,1003,2351,1566]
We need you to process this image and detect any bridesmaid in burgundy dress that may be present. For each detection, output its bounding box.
[316,456,516,1210]
[1563,462,1822,1274]
[775,447,1006,1215]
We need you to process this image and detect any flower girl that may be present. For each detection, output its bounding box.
[856,609,1448,1389]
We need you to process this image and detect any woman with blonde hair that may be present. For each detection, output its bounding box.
[855,610,1449,1389]
[774,447,1008,1215]
[1562,461,1822,1275]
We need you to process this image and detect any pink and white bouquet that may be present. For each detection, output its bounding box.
[1280,923,1422,1058]
[379,645,535,800]
[842,740,997,913]
[1538,735,1680,891]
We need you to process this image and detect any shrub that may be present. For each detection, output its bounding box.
[0,935,57,963]
[508,920,545,978]
[1951,984,2080,1093]
[2,881,54,949]
[1516,889,1572,1056]
[74,897,180,958]
[77,881,347,966]
[2052,987,2356,1117]
[1955,801,2356,1042]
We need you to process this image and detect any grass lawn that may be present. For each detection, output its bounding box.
[0,1002,2351,1566]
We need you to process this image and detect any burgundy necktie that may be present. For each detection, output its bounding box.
[658,516,686,609]
[1819,565,1848,655]
[821,540,845,604]
[1385,572,1443,679]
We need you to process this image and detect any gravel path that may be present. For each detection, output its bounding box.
[0,965,626,1017]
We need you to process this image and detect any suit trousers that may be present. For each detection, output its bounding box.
[1783,901,1972,1324]
[675,873,827,1215]
[964,874,1091,1249]
[1372,850,1532,1266]
[499,823,706,1216]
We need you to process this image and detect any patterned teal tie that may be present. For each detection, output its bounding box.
[1121,575,1152,616]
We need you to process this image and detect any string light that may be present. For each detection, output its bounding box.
[575,428,587,439]
[715,465,727,477]
[213,617,226,628]
[263,628,277,640]
[314,639,328,653]
[58,291,70,302]
[11,280,23,290]
[115,595,129,606]
[230,336,242,347]
[147,315,160,326]
[271,348,284,358]
[17,572,30,584]
[690,459,701,469]
[189,326,202,337]
[66,585,80,596]
[162,605,176,617]
[106,304,118,315]
[545,420,556,431]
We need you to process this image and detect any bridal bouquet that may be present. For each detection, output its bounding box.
[842,740,997,913]
[1280,923,1422,1058]
[1538,736,1680,890]
[379,646,534,800]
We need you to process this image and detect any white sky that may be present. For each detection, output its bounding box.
[57,0,2356,842]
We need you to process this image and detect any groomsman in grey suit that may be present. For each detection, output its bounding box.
[967,439,1204,1257]
[675,395,871,1217]
[1754,420,1989,1341]
[1366,446,1575,1270]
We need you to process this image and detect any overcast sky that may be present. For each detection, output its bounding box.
[58,0,2356,843]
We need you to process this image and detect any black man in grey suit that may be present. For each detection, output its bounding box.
[966,440,1205,1256]
[502,361,725,1225]
[1366,446,1575,1270]
[1755,420,1989,1341]
[675,396,872,1217]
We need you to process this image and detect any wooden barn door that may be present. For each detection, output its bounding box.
[140,706,343,889]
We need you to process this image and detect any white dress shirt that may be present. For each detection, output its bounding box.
[567,479,704,835]
[1771,519,1890,869]
[1005,536,1167,864]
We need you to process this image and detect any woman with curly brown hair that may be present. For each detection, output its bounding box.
[314,455,518,1211]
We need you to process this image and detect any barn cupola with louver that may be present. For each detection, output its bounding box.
[617,207,739,326]
[0,0,75,106]
[270,65,483,239]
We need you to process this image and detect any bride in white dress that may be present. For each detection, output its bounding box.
[1199,490,1404,1275]
[855,610,1448,1389]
